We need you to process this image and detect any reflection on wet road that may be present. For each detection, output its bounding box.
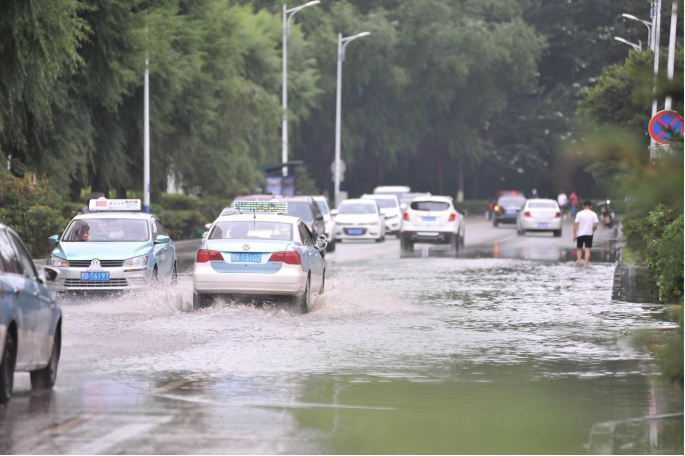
[1,218,682,454]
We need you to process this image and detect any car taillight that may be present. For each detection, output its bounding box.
[494,205,501,212]
[555,212,562,218]
[269,251,301,265]
[524,211,531,217]
[448,213,457,222]
[196,249,223,263]
[403,212,409,221]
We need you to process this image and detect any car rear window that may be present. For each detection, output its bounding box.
[365,198,398,209]
[209,221,293,241]
[286,202,314,222]
[497,196,526,207]
[528,202,558,209]
[411,201,450,211]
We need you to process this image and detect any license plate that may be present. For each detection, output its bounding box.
[230,253,262,263]
[348,229,363,235]
[506,209,516,214]
[537,222,549,228]
[422,216,437,222]
[81,271,110,281]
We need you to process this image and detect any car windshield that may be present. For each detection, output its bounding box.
[411,201,450,211]
[209,221,293,241]
[315,201,329,215]
[62,218,149,242]
[498,196,526,207]
[529,202,557,209]
[366,198,397,209]
[286,202,314,222]
[339,203,377,214]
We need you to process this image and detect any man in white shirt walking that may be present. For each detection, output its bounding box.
[557,192,568,216]
[573,200,599,266]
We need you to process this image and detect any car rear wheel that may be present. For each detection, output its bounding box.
[292,277,310,314]
[30,323,61,390]
[517,226,525,236]
[400,236,413,252]
[193,292,211,310]
[553,230,562,237]
[0,332,16,404]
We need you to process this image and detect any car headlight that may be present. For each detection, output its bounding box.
[49,255,68,267]
[123,255,149,267]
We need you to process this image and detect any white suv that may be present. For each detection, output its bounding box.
[361,194,402,235]
[400,196,465,252]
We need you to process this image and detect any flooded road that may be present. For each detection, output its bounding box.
[2,218,682,454]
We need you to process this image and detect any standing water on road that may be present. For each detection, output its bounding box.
[2,253,682,454]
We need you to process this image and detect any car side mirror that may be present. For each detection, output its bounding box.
[205,223,212,230]
[316,215,324,221]
[330,209,338,217]
[155,234,170,244]
[316,234,328,251]
[42,266,60,283]
[461,210,469,217]
[48,235,59,244]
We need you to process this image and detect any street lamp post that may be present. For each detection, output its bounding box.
[334,32,370,209]
[282,1,320,176]
[621,13,652,47]
[613,36,642,51]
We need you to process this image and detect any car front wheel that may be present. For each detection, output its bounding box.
[30,323,61,390]
[0,331,16,404]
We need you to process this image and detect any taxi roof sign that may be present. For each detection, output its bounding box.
[234,201,287,214]
[88,198,142,212]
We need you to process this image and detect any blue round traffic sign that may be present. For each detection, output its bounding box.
[649,110,683,145]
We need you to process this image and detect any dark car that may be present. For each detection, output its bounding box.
[492,194,526,227]
[281,197,326,241]
[486,190,524,220]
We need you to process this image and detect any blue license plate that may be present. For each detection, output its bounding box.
[422,216,437,222]
[230,253,262,263]
[537,222,549,228]
[80,271,110,281]
[348,229,363,235]
[506,209,516,214]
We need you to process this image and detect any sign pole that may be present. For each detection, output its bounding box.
[649,0,662,161]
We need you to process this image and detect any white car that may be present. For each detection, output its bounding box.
[361,194,402,235]
[400,196,465,252]
[312,196,336,252]
[192,202,326,313]
[332,199,386,242]
[373,185,411,197]
[516,199,563,237]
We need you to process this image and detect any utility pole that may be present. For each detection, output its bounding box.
[650,0,662,161]
[664,1,678,110]
[144,55,150,213]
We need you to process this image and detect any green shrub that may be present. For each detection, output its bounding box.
[657,307,684,388]
[654,215,684,303]
[0,173,70,257]
[454,200,489,215]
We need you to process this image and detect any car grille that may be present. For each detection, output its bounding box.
[68,260,124,268]
[64,279,128,288]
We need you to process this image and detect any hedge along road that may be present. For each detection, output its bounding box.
[4,217,683,454]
